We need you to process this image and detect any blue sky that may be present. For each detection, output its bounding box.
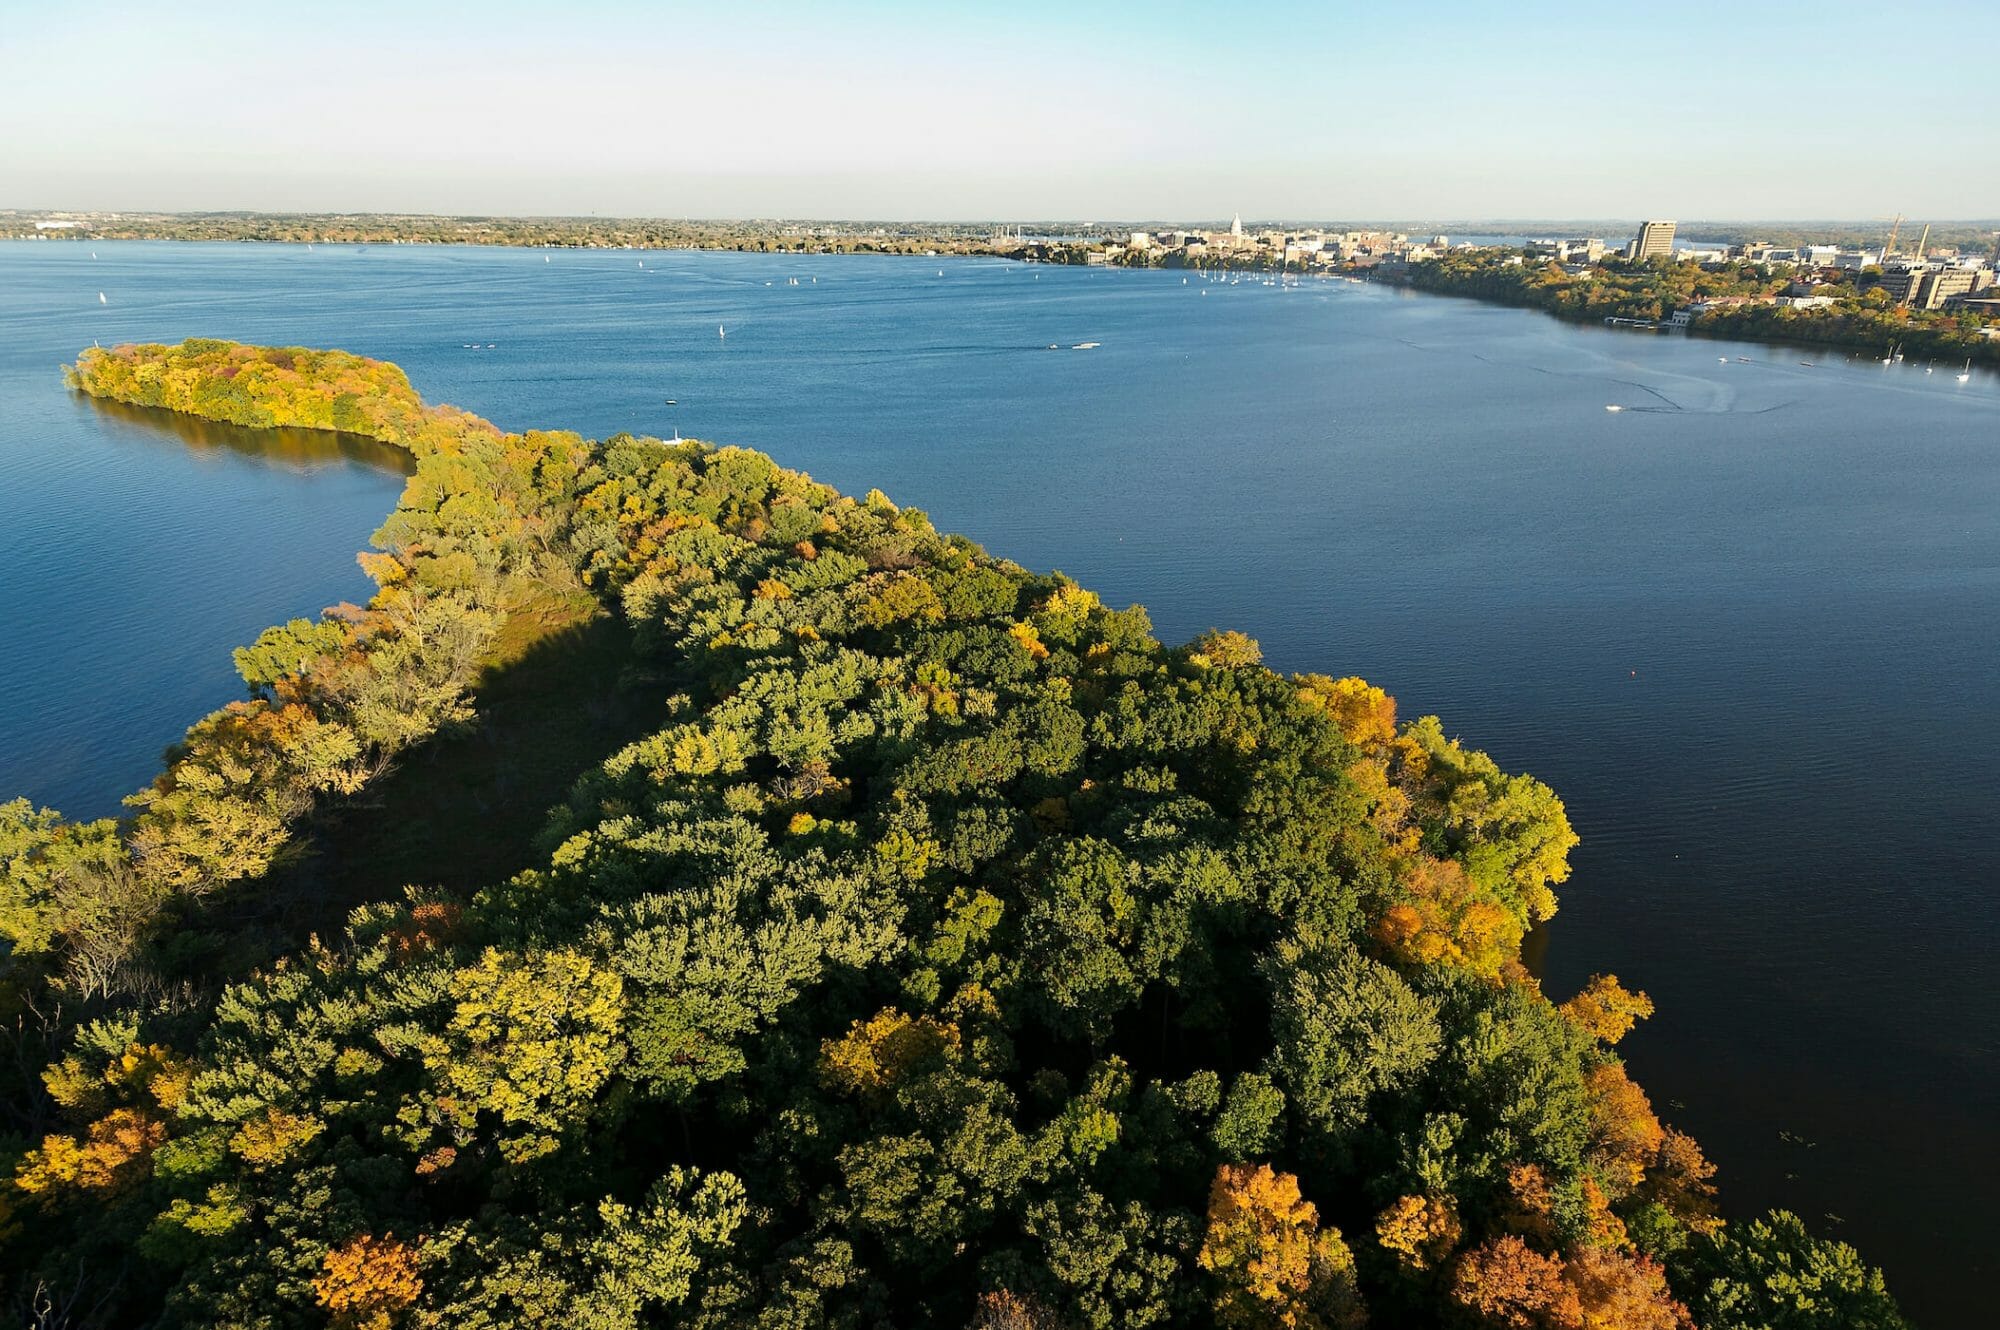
[4,0,1995,220]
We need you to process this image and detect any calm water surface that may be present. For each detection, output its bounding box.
[2,242,1994,1324]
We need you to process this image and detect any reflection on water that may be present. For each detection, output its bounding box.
[81,395,417,476]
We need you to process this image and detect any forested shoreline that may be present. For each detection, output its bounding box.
[0,341,1909,1328]
[1396,251,2000,367]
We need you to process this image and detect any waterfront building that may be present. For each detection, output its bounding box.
[1945,289,2000,315]
[1874,267,1926,304]
[1915,267,1983,310]
[1630,220,1676,260]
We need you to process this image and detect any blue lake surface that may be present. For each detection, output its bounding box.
[2,241,1995,1322]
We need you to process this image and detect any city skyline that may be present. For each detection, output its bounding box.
[4,0,1995,220]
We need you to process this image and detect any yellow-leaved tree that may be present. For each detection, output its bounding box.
[427,948,625,1162]
[1198,1163,1364,1329]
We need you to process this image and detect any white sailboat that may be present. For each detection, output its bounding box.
[718,324,726,340]
[1958,359,1973,382]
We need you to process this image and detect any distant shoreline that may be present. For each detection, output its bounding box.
[16,229,1994,370]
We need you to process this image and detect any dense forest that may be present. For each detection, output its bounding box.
[1402,250,2000,367]
[0,340,1910,1329]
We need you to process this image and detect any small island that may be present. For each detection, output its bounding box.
[0,341,1908,1329]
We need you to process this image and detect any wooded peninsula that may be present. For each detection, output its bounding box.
[0,340,1909,1329]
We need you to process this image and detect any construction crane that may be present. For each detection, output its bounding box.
[1913,223,1930,260]
[1883,214,1903,260]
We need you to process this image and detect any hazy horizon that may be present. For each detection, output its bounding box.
[10,207,2000,231]
[5,0,1995,221]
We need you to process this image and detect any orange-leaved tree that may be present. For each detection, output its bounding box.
[1198,1163,1363,1329]
[313,1233,422,1330]
[1559,975,1655,1045]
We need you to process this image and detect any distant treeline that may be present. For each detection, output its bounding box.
[10,212,1998,258]
[0,342,1908,1330]
[2,213,1022,254]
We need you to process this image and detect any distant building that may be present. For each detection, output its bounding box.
[1230,213,1244,239]
[1945,289,2000,315]
[1528,237,1604,263]
[1630,220,1676,261]
[1128,231,1153,249]
[1915,267,1983,310]
[1874,267,1926,305]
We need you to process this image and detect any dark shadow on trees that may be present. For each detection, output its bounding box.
[205,612,665,965]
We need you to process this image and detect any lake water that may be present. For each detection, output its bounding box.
[2,241,1994,1324]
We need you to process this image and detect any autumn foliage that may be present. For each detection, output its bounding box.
[1375,1192,1463,1272]
[313,1233,423,1330]
[1451,1237,1690,1330]
[1560,975,1655,1045]
[1199,1163,1362,1329]
[820,1007,961,1097]
[1372,854,1521,977]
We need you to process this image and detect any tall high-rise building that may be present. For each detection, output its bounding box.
[1230,213,1244,239]
[1631,220,1676,261]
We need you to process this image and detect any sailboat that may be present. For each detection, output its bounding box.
[718,324,726,340]
[1958,359,1973,382]
[98,292,106,304]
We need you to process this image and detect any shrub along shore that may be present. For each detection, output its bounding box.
[0,341,1907,1329]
